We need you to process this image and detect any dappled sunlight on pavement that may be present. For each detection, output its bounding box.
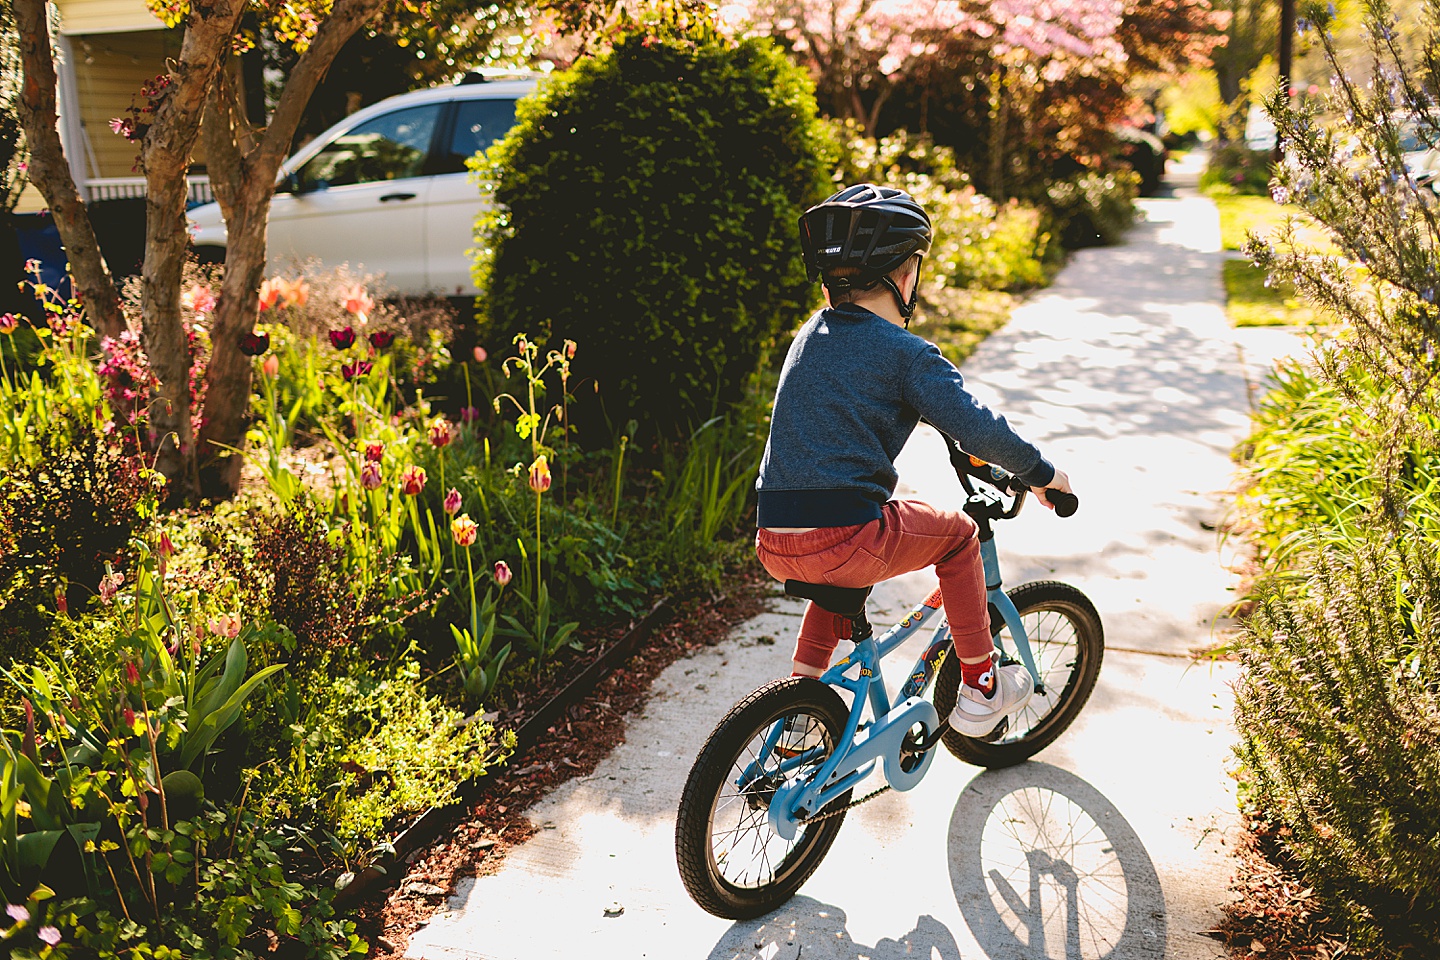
[405,186,1306,960]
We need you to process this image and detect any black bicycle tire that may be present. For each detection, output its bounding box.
[932,581,1103,769]
[674,677,852,919]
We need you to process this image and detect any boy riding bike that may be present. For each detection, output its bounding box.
[755,183,1074,738]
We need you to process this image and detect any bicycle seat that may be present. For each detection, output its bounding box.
[784,581,872,617]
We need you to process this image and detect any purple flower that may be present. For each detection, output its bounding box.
[37,925,61,945]
[341,360,373,381]
[6,903,29,923]
[329,326,357,350]
[239,331,270,356]
[368,330,396,350]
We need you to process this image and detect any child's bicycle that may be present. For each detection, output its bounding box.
[674,433,1104,919]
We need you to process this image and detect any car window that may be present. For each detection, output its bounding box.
[297,104,442,189]
[433,98,518,175]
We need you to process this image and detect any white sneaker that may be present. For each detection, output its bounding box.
[948,657,1034,738]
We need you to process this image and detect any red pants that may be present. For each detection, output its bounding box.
[755,500,993,672]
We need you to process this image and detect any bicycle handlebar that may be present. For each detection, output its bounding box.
[934,428,1078,518]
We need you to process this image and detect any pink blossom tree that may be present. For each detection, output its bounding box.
[721,0,1126,134]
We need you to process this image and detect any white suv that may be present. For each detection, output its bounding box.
[188,74,537,296]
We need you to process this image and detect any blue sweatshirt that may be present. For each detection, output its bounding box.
[756,304,1054,528]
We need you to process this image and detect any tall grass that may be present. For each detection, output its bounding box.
[1232,358,1440,576]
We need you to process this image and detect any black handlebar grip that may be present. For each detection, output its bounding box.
[1047,490,1079,518]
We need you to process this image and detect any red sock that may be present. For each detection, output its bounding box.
[960,656,995,695]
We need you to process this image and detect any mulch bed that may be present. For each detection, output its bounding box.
[1214,814,1357,960]
[350,571,773,957]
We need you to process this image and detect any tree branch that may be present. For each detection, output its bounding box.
[255,0,389,177]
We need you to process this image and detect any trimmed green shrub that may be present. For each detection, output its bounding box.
[1046,169,1139,248]
[1235,534,1440,955]
[835,126,1051,292]
[473,13,835,442]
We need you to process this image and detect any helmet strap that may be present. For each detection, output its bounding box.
[881,256,924,328]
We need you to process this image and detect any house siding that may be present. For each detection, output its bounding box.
[70,31,191,180]
[56,0,160,36]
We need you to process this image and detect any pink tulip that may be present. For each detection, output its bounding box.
[181,284,216,315]
[443,487,462,515]
[207,614,241,639]
[262,354,280,378]
[360,461,383,490]
[494,560,512,587]
[341,284,375,320]
[99,571,125,602]
[0,313,19,335]
[257,279,281,312]
[473,346,488,363]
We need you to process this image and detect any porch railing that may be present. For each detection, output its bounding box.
[83,176,214,206]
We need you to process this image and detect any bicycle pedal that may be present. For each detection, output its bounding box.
[980,717,1009,743]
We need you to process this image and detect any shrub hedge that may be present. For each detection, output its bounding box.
[474,14,835,443]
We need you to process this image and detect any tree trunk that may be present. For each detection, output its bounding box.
[139,0,246,498]
[12,0,125,339]
[194,0,387,500]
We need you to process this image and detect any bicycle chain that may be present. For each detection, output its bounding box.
[798,784,892,825]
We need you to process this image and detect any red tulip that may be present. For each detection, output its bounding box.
[329,326,357,350]
[428,418,454,448]
[400,465,427,496]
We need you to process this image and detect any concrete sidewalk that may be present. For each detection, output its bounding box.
[406,171,1307,960]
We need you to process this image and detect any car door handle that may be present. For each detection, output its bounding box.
[379,192,417,203]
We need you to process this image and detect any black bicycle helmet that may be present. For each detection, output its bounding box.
[799,183,932,321]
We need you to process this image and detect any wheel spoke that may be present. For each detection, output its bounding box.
[997,603,1082,743]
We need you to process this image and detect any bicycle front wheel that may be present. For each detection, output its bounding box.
[933,581,1103,769]
[675,678,851,919]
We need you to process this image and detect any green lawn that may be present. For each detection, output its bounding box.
[1213,194,1332,326]
[1212,193,1334,253]
[1223,258,1318,327]
[1213,194,1292,251]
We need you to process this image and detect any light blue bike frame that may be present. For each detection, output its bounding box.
[755,535,1043,840]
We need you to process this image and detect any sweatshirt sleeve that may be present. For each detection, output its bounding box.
[901,342,1056,487]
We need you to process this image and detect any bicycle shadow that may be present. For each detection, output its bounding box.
[948,762,1167,960]
[704,899,963,960]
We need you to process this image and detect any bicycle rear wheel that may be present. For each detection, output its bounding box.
[933,581,1103,769]
[675,678,851,919]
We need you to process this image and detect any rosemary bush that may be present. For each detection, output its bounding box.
[1236,535,1440,955]
[1232,1,1440,951]
[1253,0,1440,444]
